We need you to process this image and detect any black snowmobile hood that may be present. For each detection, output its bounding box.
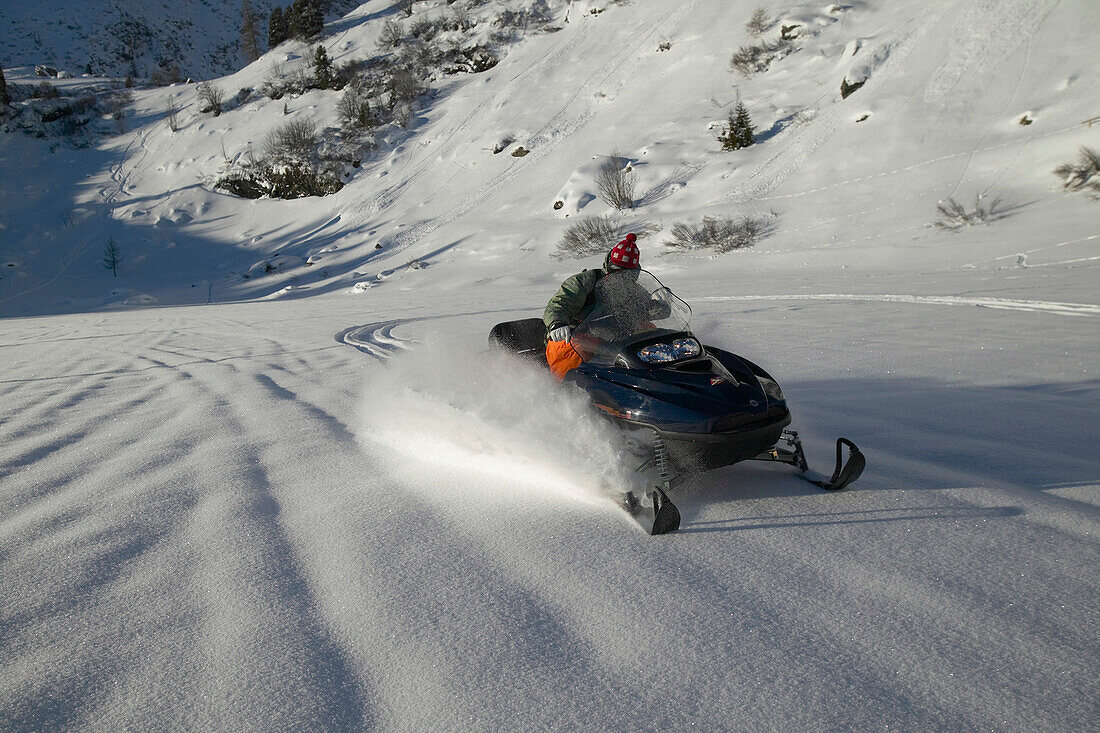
[567,357,786,435]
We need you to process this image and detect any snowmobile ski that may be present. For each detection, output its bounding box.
[753,432,864,491]
[807,438,865,491]
[650,487,681,535]
[620,488,681,535]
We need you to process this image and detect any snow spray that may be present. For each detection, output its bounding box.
[357,338,637,508]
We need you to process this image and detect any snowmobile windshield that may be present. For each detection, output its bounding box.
[571,269,692,366]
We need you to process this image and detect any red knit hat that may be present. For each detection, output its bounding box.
[608,233,639,269]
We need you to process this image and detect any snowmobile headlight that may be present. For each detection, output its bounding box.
[637,343,675,363]
[757,376,785,403]
[671,337,701,359]
[637,338,701,364]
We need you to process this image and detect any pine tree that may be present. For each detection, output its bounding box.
[292,0,323,41]
[269,7,288,48]
[241,0,262,63]
[734,101,754,148]
[312,45,333,89]
[719,101,755,151]
[288,1,303,39]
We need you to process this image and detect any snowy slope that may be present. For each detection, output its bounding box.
[2,0,1100,729]
[0,0,359,79]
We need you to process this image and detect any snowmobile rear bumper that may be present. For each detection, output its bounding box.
[654,411,792,473]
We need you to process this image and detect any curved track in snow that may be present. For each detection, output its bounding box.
[696,293,1100,318]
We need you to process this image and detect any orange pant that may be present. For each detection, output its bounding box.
[546,340,583,380]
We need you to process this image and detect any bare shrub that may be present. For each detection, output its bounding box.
[265,118,318,164]
[108,89,131,132]
[150,62,183,87]
[932,194,1004,230]
[102,237,123,276]
[730,38,788,76]
[529,0,554,28]
[746,8,771,38]
[337,88,374,132]
[196,81,225,115]
[388,68,424,109]
[556,215,626,259]
[32,81,61,99]
[1054,146,1100,195]
[261,61,287,99]
[494,9,530,33]
[665,215,770,253]
[595,153,637,210]
[397,38,439,76]
[447,5,474,31]
[287,62,313,95]
[378,19,406,50]
[165,99,180,132]
[410,17,439,41]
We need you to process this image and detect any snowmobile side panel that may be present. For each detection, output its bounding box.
[489,318,547,366]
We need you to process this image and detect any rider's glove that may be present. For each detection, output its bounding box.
[549,325,572,342]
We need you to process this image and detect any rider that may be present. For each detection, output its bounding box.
[544,233,640,379]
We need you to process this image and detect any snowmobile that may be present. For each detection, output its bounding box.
[488,269,864,535]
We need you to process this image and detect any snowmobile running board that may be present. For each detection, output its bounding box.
[753,431,865,492]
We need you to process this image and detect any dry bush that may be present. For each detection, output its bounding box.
[165,99,180,132]
[556,216,625,258]
[265,118,318,164]
[746,8,770,37]
[1054,146,1100,195]
[378,19,406,50]
[932,194,1004,230]
[665,215,769,252]
[32,81,61,99]
[730,39,788,76]
[337,88,374,132]
[196,81,225,115]
[595,153,637,210]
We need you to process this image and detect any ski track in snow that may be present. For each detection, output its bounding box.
[730,0,1059,207]
[725,3,951,205]
[921,0,1057,113]
[697,293,1100,317]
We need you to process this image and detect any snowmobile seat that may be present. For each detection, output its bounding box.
[488,318,548,367]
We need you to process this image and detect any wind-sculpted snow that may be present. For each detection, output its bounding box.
[3,0,1100,728]
[2,290,1100,729]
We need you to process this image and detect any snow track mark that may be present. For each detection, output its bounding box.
[337,320,417,360]
[697,294,1100,318]
[725,4,950,205]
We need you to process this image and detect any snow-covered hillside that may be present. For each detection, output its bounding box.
[0,0,360,79]
[2,0,1099,729]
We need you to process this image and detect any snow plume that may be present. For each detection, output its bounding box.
[357,340,635,510]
